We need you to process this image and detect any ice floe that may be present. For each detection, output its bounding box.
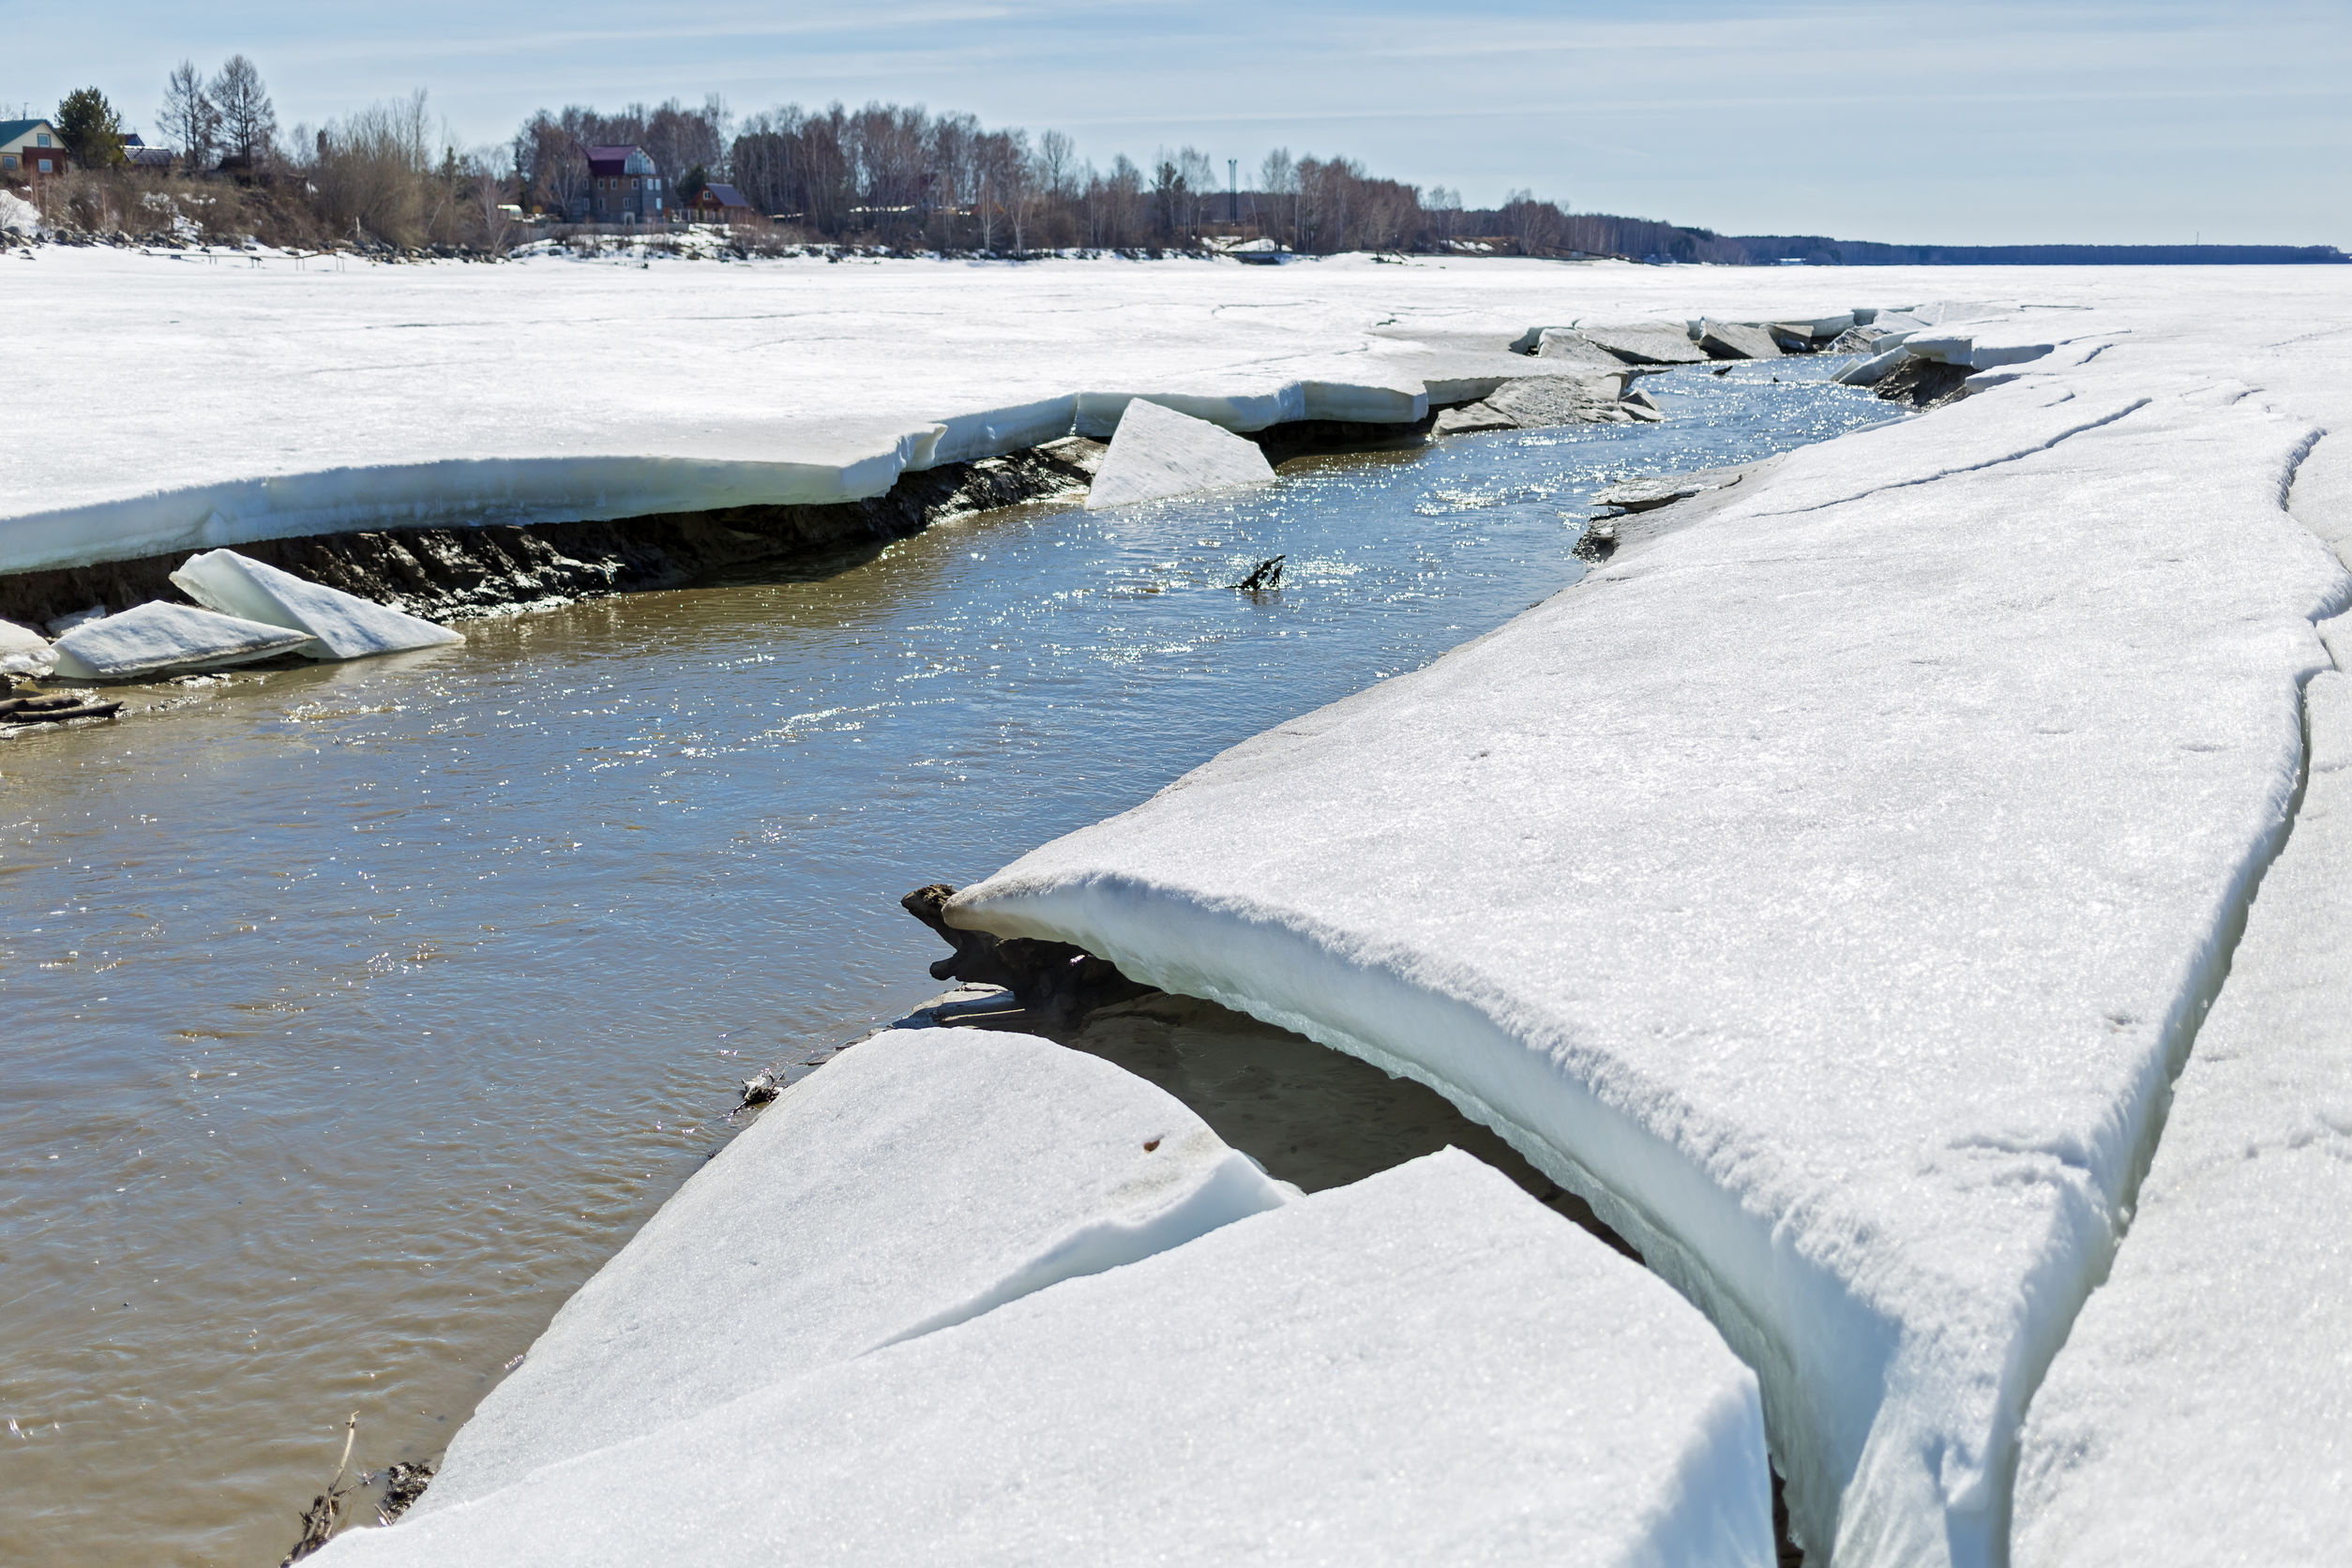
[416,1027,1294,1514]
[0,618,53,677]
[47,600,316,680]
[169,549,462,659]
[1083,399,1276,510]
[945,372,2348,1565]
[1574,321,1713,365]
[325,1150,1772,1568]
[2011,658,2352,1567]
[1697,319,1782,360]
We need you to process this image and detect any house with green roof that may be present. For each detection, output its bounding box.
[1,119,67,177]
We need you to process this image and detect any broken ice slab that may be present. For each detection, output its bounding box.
[169,549,463,661]
[321,1152,1772,1568]
[0,617,53,677]
[2012,662,2352,1567]
[1698,320,1783,360]
[1082,398,1277,510]
[414,1026,1295,1515]
[1574,322,1713,366]
[48,600,315,680]
[1592,467,1746,513]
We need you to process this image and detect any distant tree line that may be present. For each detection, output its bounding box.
[10,69,2347,264]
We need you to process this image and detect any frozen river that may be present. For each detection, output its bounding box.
[0,364,1892,1565]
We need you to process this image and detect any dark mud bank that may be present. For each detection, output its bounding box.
[0,444,1105,631]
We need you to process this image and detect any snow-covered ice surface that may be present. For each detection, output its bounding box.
[2011,657,2352,1567]
[419,1026,1294,1514]
[942,272,2352,1566]
[1081,398,1276,509]
[169,549,463,658]
[47,599,316,679]
[324,1150,1772,1568]
[0,249,2137,577]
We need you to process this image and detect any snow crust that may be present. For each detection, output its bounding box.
[946,341,2352,1563]
[325,1151,1772,1568]
[1083,399,1276,510]
[169,549,462,659]
[0,191,38,235]
[2011,659,2352,1566]
[417,1026,1294,1514]
[47,600,315,679]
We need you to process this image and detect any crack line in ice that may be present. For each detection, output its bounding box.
[1998,426,2344,1565]
[1743,399,2152,521]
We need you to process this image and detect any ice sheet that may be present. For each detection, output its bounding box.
[323,1152,1772,1568]
[1083,399,1276,510]
[47,600,316,679]
[169,549,462,659]
[2011,663,2352,1566]
[945,366,2349,1565]
[417,1027,1293,1514]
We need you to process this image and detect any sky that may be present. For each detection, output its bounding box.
[11,0,2348,247]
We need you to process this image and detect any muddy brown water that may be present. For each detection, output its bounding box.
[0,366,1889,1564]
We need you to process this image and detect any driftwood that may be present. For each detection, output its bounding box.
[900,883,1144,1020]
[0,691,122,725]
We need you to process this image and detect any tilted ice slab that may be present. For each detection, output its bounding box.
[324,1152,1773,1568]
[0,617,53,677]
[48,600,315,680]
[417,1027,1293,1515]
[1083,399,1277,510]
[2012,658,2352,1567]
[946,372,2348,1565]
[169,549,462,659]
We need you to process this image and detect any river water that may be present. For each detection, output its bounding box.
[0,364,1892,1565]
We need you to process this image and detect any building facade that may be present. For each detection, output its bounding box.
[573,145,664,224]
[0,119,66,177]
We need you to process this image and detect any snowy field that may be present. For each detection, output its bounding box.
[11,249,2352,1565]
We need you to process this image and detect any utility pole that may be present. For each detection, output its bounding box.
[1229,158,1238,224]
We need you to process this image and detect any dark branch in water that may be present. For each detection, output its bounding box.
[1231,555,1285,592]
[901,883,1145,1021]
[280,1414,359,1564]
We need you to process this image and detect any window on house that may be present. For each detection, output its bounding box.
[38,132,53,146]
[38,158,53,173]
[1,155,14,170]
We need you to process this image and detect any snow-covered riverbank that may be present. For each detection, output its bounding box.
[14,251,2352,1565]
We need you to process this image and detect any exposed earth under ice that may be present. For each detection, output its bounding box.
[325,1147,1771,1568]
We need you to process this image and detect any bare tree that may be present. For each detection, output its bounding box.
[211,55,278,170]
[159,61,219,173]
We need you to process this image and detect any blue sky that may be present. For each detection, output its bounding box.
[12,0,2347,245]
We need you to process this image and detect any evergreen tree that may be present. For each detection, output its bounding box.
[55,87,128,169]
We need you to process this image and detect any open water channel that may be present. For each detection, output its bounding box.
[0,363,1895,1565]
